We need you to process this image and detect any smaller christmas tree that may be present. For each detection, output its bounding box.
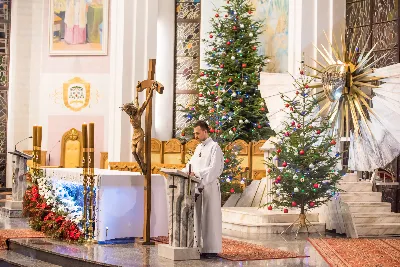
[265,69,342,228]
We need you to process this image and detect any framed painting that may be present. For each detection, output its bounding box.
[49,0,109,55]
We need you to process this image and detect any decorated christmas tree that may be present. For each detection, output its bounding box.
[265,71,342,224]
[179,0,273,200]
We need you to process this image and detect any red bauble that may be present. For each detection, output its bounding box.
[225,158,230,163]
[297,124,301,128]
[305,84,309,89]
[285,131,290,137]
[215,13,219,17]
[300,70,304,75]
[220,64,224,68]
[228,78,233,83]
[212,47,216,51]
[260,107,265,111]
[215,83,220,87]
[210,108,215,113]
[225,14,228,18]
[200,72,205,76]
[232,127,236,132]
[291,201,297,207]
[282,162,287,167]
[232,26,237,31]
[181,132,185,136]
[209,34,214,38]
[313,183,319,189]
[299,150,305,155]
[309,125,313,129]
[309,201,315,207]
[316,130,321,134]
[276,175,282,181]
[227,41,231,45]
[257,124,261,129]
[291,121,295,126]
[242,63,247,68]
[284,208,288,213]
[210,128,215,133]
[277,149,282,154]
[252,46,257,51]
[230,188,235,193]
[285,104,290,108]
[290,107,294,111]
[198,93,203,97]
[267,205,273,210]
[239,98,243,103]
[248,10,252,14]
[211,91,215,95]
[330,140,337,145]
[296,91,299,95]
[267,169,272,173]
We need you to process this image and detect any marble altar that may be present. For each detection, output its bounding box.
[43,168,168,242]
[158,169,201,261]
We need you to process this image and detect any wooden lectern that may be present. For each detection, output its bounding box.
[158,168,201,261]
[2,150,33,217]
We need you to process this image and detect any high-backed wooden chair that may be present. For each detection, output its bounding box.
[184,139,200,163]
[60,128,83,168]
[150,138,163,164]
[100,152,108,169]
[251,140,266,180]
[163,138,184,164]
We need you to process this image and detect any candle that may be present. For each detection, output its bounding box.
[89,123,94,149]
[33,126,37,147]
[82,123,88,149]
[37,126,42,148]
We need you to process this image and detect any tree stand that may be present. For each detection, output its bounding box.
[281,212,323,238]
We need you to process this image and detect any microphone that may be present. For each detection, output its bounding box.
[15,136,33,151]
[48,140,60,166]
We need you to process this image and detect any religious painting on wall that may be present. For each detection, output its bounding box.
[250,0,289,73]
[49,0,109,55]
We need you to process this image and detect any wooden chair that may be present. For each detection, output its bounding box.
[150,138,163,164]
[184,139,200,163]
[100,152,108,169]
[60,128,83,168]
[251,140,267,180]
[163,139,184,164]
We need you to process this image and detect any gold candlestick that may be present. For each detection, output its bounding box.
[81,123,88,238]
[87,123,95,241]
[33,126,37,170]
[37,126,42,167]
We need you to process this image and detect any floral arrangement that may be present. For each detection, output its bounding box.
[23,171,84,241]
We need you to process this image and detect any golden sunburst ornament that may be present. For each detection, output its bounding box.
[305,31,392,139]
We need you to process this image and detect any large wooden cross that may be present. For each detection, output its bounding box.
[136,59,164,245]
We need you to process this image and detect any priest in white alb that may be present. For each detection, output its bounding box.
[182,120,224,258]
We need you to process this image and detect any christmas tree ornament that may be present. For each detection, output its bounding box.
[225,158,230,163]
[293,174,298,180]
[276,175,282,181]
[200,72,205,76]
[220,64,224,68]
[181,132,185,136]
[316,130,321,134]
[249,33,253,37]
[227,41,231,45]
[330,140,337,145]
[196,78,201,83]
[309,163,315,169]
[215,13,219,17]
[198,93,203,97]
[239,119,243,124]
[285,103,290,108]
[276,149,282,154]
[232,25,237,31]
[313,183,319,189]
[230,188,235,193]
[299,150,305,155]
[290,107,294,111]
[228,78,233,83]
[229,130,233,135]
[305,84,309,89]
[300,178,305,182]
[231,55,235,60]
[209,34,214,38]
[284,208,288,213]
[260,107,265,111]
[243,81,247,85]
[282,162,287,167]
[291,201,297,207]
[239,98,243,103]
[291,121,295,126]
[242,63,247,68]
[226,178,231,182]
[245,119,249,123]
[294,187,299,193]
[267,168,272,173]
[240,24,244,28]
[252,46,257,51]
[257,124,261,128]
[267,205,272,210]
[232,92,237,97]
[300,70,304,75]
[309,202,315,207]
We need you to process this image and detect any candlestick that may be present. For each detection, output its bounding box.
[37,126,42,148]
[33,126,37,147]
[82,123,88,169]
[89,123,94,169]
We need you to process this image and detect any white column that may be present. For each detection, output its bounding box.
[154,0,175,141]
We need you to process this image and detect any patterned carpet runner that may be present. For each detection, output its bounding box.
[0,229,45,250]
[151,236,305,261]
[309,238,400,267]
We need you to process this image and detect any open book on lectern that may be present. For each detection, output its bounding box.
[160,168,202,184]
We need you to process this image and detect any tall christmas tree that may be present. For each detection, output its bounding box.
[265,71,342,228]
[179,0,274,200]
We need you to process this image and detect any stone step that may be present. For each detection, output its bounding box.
[222,221,326,237]
[353,213,400,224]
[338,181,372,192]
[341,173,358,182]
[340,192,382,202]
[347,202,392,213]
[222,207,319,225]
[0,250,61,267]
[356,223,400,236]
[0,192,11,200]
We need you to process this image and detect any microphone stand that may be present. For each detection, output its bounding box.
[48,140,60,166]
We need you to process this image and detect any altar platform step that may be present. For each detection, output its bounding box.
[340,192,382,202]
[337,181,372,192]
[347,202,392,213]
[222,207,324,237]
[356,223,400,236]
[0,250,61,267]
[6,239,115,267]
[352,213,400,224]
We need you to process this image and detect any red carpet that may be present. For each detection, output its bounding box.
[152,236,305,261]
[0,229,45,250]
[308,238,400,267]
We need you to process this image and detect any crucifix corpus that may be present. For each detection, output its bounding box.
[121,59,164,245]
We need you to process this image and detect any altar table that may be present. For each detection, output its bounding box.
[43,168,168,242]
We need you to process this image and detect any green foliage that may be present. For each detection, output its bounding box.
[265,74,343,213]
[179,0,274,199]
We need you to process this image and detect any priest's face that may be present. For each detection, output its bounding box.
[194,126,209,142]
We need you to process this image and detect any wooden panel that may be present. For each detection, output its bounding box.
[109,162,185,178]
[164,138,184,164]
[184,139,200,163]
[100,152,108,169]
[150,138,162,163]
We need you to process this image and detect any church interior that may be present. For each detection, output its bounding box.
[0,0,399,266]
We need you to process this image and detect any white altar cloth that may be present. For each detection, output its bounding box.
[43,168,168,242]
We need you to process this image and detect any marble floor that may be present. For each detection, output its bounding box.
[0,216,330,267]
